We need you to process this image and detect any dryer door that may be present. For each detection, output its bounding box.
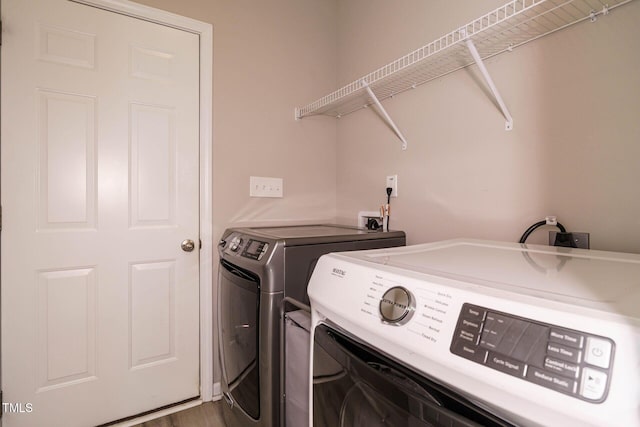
[219,259,260,420]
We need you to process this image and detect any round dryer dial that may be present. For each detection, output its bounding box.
[379,286,415,325]
[229,236,243,252]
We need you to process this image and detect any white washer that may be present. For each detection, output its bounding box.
[308,239,640,427]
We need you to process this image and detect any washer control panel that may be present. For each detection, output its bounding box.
[451,303,615,403]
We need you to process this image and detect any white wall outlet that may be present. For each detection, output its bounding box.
[386,174,398,197]
[250,176,283,198]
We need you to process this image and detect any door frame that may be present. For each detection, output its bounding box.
[69,0,214,402]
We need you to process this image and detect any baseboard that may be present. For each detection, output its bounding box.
[212,382,222,401]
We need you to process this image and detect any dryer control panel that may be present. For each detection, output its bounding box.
[219,233,270,261]
[451,303,614,403]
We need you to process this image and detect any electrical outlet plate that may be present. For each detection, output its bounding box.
[386,174,398,197]
[250,176,283,198]
[549,231,590,249]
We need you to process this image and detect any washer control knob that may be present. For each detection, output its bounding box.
[379,286,415,325]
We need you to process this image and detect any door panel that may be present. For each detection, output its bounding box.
[37,267,97,391]
[37,90,97,229]
[1,0,200,425]
[130,103,176,227]
[130,260,176,368]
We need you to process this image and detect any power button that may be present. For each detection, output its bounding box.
[584,337,612,369]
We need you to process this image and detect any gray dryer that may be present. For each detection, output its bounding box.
[217,224,405,427]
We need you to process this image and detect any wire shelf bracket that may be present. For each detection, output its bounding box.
[361,79,408,150]
[294,0,636,148]
[463,32,513,131]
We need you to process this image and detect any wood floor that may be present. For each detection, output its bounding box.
[132,401,227,427]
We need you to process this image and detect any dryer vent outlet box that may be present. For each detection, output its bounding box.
[358,211,382,230]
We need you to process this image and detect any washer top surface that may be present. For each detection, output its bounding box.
[347,239,640,318]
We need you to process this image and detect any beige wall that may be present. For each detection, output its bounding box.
[335,0,640,253]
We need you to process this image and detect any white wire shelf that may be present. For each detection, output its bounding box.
[295,0,635,120]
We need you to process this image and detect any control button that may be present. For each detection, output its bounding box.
[527,367,577,394]
[549,329,584,349]
[379,287,415,325]
[257,243,269,260]
[584,337,612,369]
[457,329,479,345]
[461,304,486,321]
[544,357,580,378]
[486,352,525,377]
[451,341,487,363]
[547,343,582,364]
[580,367,608,401]
[460,318,482,333]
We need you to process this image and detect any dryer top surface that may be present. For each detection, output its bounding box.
[235,224,405,245]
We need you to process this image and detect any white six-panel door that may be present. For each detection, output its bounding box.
[1,0,201,425]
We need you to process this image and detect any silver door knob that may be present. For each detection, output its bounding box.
[181,239,195,252]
